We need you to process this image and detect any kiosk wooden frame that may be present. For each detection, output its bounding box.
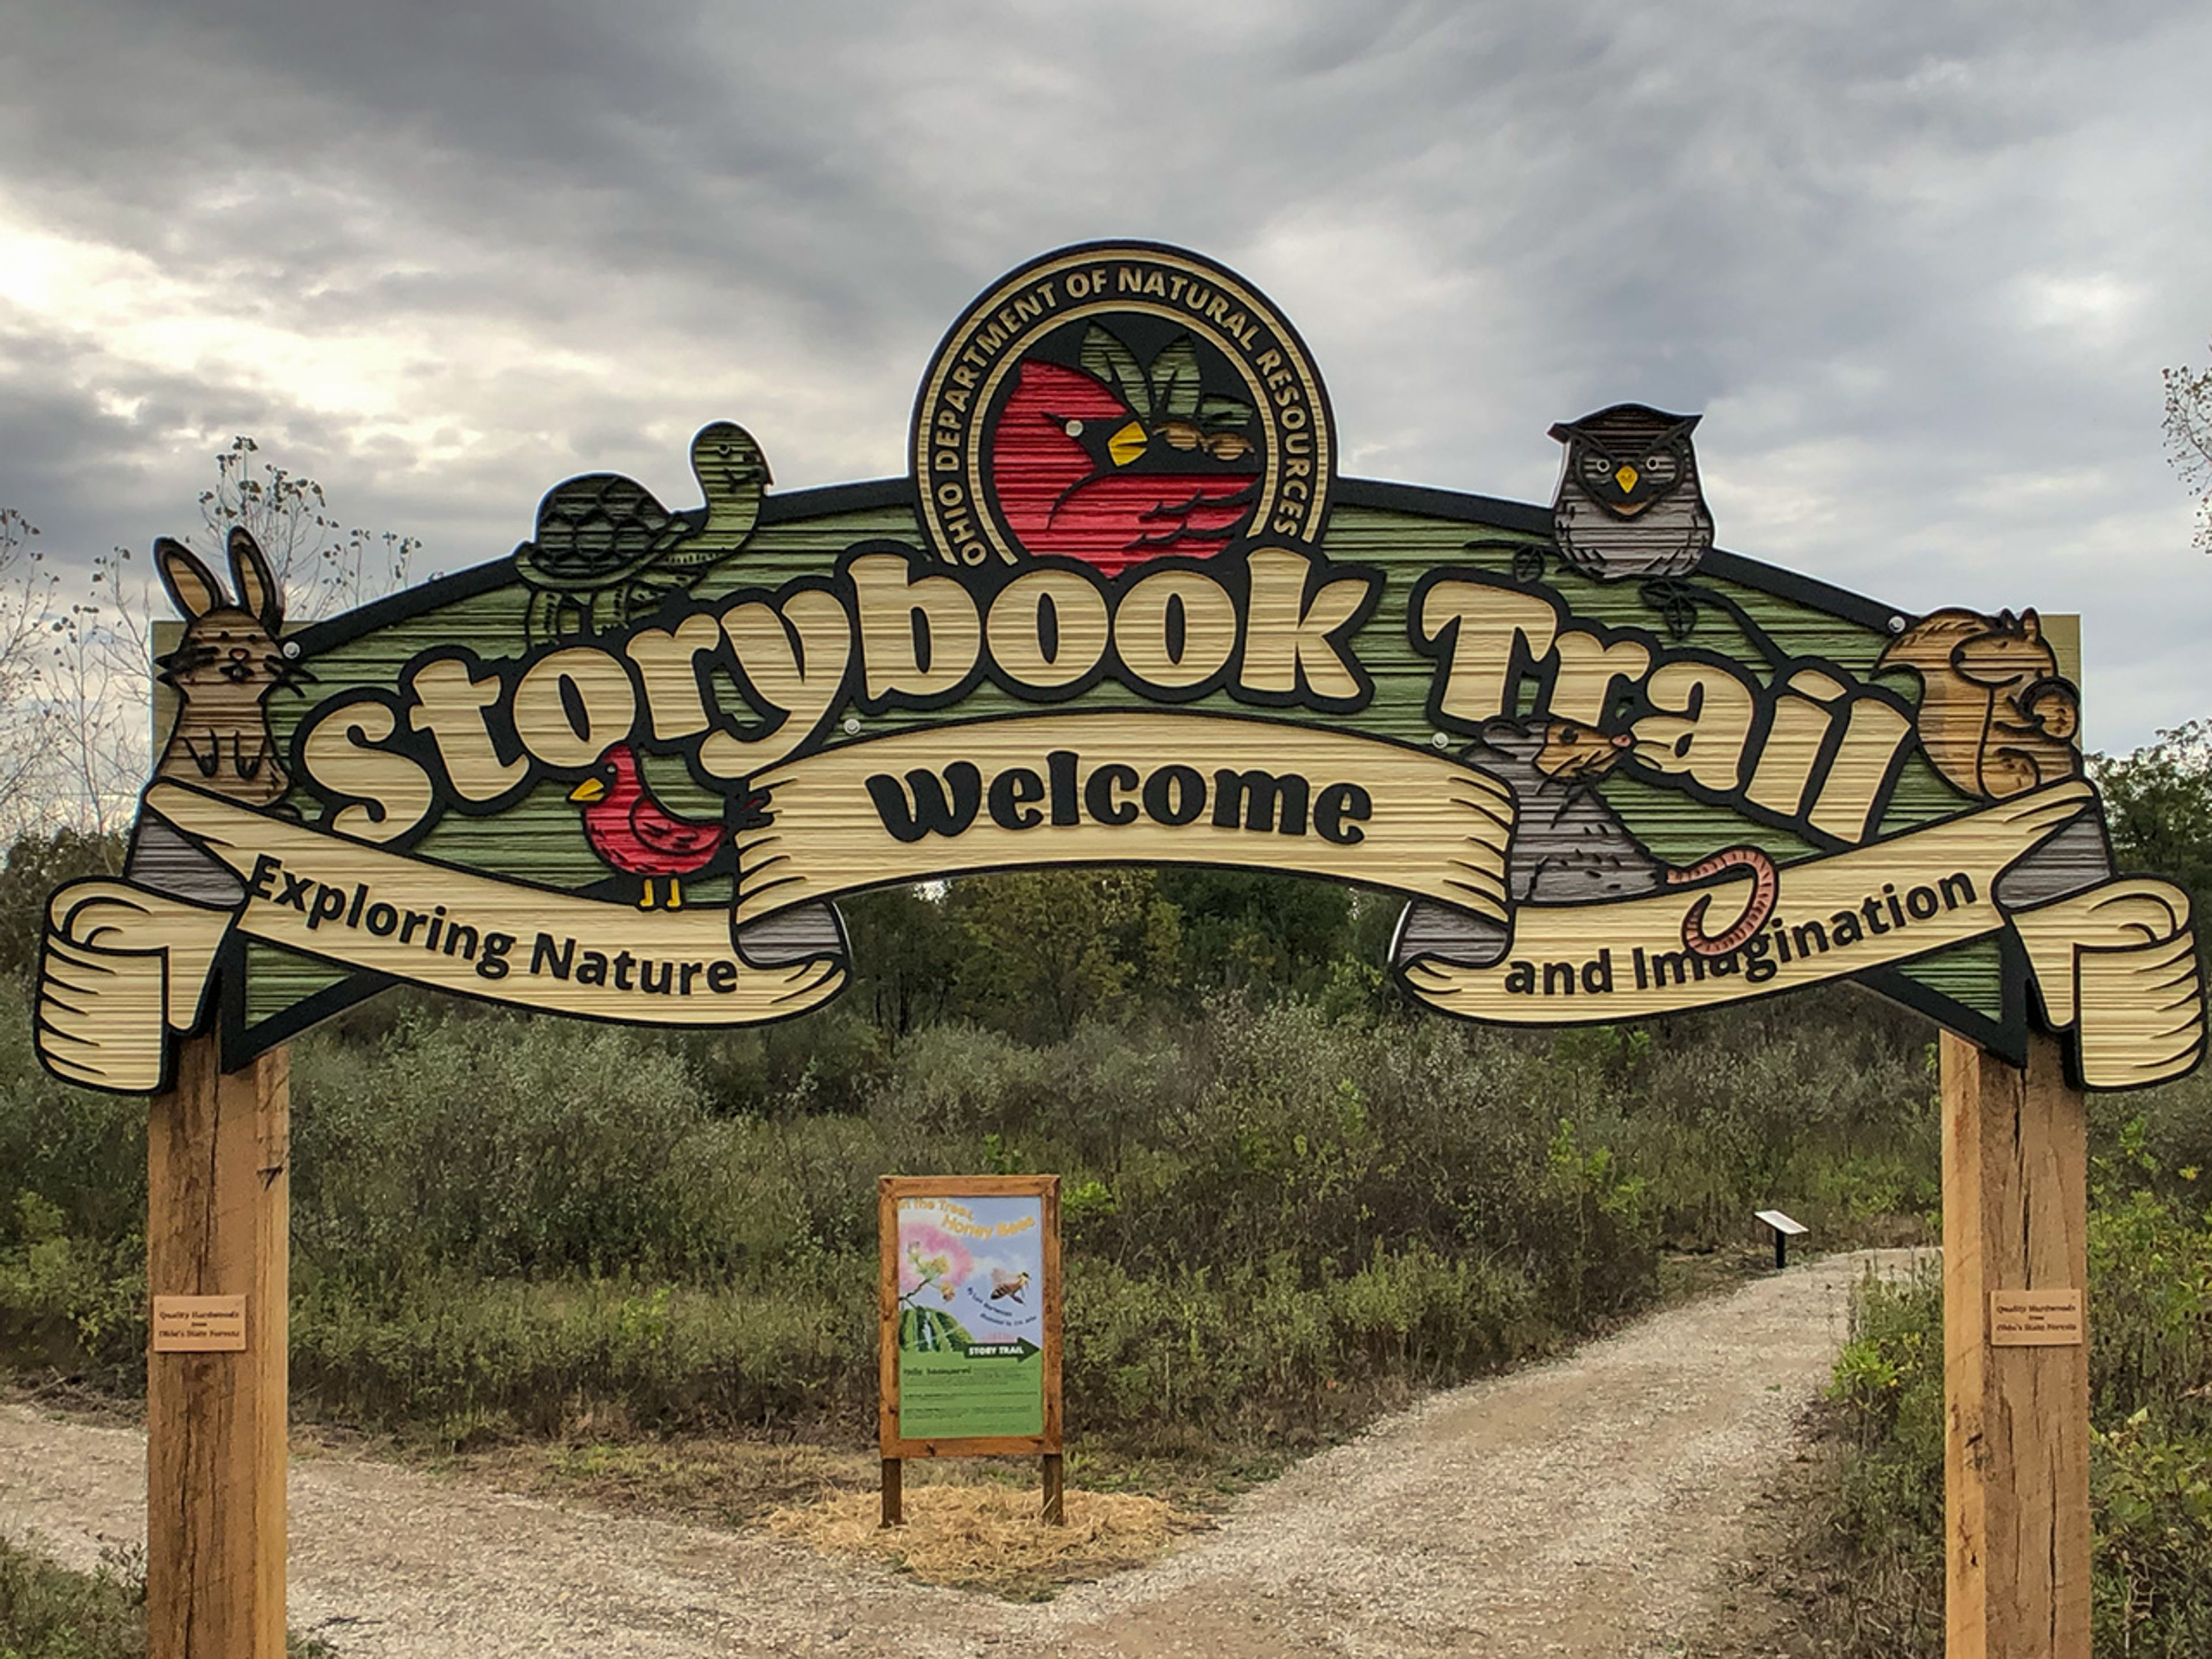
[877,1174,1064,1525]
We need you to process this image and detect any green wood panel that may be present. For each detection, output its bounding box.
[244,497,2001,1032]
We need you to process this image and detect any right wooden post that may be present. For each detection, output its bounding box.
[1942,1029,2091,1659]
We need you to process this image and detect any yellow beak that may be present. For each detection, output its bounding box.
[1614,463,1639,492]
[1108,419,1148,467]
[568,778,605,803]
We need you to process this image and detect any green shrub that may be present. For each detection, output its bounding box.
[290,1009,732,1283]
[1617,990,1939,1249]
[0,1201,144,1384]
[289,1262,874,1444]
[2094,1415,2212,1653]
[0,1535,145,1659]
[1825,1262,1945,1653]
[1063,1244,1548,1445]
[1,968,1951,1459]
[0,994,147,1384]
[0,996,144,1253]
[0,1534,333,1658]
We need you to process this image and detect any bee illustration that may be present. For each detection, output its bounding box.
[990,1269,1031,1304]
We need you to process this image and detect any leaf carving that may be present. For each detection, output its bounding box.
[1080,325,1152,419]
[1152,335,1203,419]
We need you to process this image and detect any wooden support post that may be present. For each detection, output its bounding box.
[146,1037,289,1659]
[880,1457,903,1528]
[1942,1030,2090,1659]
[1041,1452,1065,1526]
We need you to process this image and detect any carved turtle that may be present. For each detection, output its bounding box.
[514,421,771,641]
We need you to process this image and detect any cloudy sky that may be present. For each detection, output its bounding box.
[2,0,2207,750]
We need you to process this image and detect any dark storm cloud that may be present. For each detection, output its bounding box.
[1,0,2206,744]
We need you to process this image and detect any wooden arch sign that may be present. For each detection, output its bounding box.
[40,241,2201,1658]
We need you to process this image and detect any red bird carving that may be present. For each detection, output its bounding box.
[567,743,729,910]
[989,361,1257,573]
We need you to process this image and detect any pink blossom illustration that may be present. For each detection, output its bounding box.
[899,1221,975,1305]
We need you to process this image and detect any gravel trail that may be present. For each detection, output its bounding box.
[1,1248,1915,1657]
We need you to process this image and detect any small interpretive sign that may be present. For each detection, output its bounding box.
[879,1175,1060,1458]
[1989,1289,2085,1347]
[151,1295,247,1353]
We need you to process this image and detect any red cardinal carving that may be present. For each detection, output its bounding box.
[567,743,728,910]
[988,361,1257,573]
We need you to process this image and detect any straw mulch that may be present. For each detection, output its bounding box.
[766,1484,1210,1597]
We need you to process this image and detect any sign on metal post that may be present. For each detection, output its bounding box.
[1753,1209,1808,1269]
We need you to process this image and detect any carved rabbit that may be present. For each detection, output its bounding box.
[153,528,296,806]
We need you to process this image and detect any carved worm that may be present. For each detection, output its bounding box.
[1666,847,1779,957]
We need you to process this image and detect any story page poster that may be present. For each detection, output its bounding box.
[892,1188,1050,1442]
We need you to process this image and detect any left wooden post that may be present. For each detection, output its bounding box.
[146,1035,289,1659]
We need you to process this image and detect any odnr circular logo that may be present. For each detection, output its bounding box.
[911,243,1336,573]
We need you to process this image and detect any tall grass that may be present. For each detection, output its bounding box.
[1,978,1942,1450]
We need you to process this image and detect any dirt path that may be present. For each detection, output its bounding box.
[0,1249,1915,1657]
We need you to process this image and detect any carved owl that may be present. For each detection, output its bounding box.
[1547,404,1714,582]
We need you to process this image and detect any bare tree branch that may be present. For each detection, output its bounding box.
[0,436,419,841]
[195,435,420,619]
[2162,344,2212,553]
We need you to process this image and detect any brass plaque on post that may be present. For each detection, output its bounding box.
[151,1295,248,1353]
[1989,1288,2085,1347]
